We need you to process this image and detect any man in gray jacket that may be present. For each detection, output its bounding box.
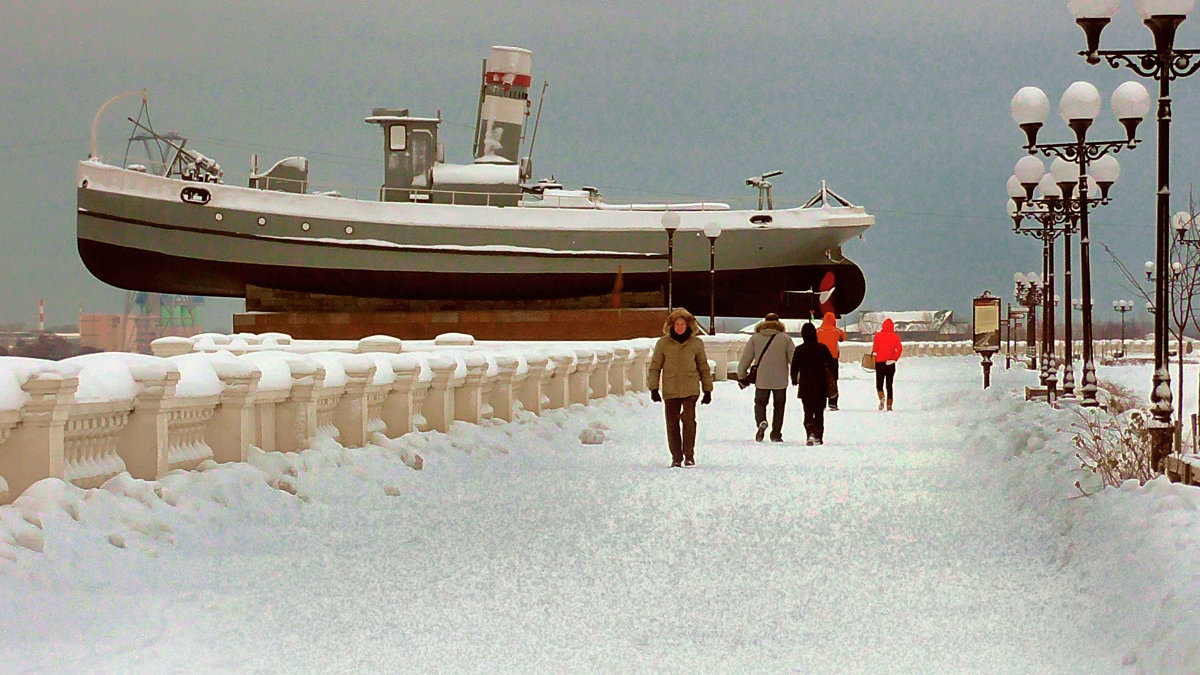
[736,313,795,442]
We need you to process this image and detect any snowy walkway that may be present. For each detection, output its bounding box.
[0,358,1149,671]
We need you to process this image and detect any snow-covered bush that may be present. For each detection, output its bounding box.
[1071,407,1155,491]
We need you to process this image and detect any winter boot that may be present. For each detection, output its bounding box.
[806,435,815,446]
[877,391,886,410]
[886,398,894,411]
[756,420,768,442]
[828,396,839,411]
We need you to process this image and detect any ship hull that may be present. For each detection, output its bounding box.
[77,161,872,318]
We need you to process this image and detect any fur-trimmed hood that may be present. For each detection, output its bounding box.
[755,318,787,333]
[662,307,702,336]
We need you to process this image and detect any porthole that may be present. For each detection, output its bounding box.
[257,217,266,226]
[214,213,223,221]
[344,226,354,235]
[301,222,311,231]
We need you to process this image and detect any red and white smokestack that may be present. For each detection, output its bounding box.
[38,298,45,333]
[474,46,532,165]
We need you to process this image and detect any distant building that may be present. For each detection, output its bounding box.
[845,310,968,342]
[80,313,203,354]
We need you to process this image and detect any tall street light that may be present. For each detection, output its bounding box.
[1113,298,1133,357]
[1068,0,1200,464]
[1011,79,1147,406]
[1014,271,1045,370]
[703,221,722,335]
[661,211,681,311]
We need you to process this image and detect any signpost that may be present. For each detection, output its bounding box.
[973,291,1002,389]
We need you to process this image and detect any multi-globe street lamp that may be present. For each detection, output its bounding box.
[1014,272,1046,370]
[1011,79,1148,406]
[1068,0,1200,463]
[703,221,722,335]
[660,211,680,311]
[1113,298,1134,357]
[1008,187,1074,401]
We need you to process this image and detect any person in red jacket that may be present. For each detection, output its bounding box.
[815,312,846,411]
[871,318,903,411]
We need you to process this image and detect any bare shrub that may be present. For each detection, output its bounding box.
[1096,380,1140,415]
[1070,407,1155,492]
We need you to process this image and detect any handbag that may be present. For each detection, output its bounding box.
[861,353,876,371]
[738,333,778,389]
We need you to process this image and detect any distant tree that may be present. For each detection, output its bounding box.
[11,334,98,360]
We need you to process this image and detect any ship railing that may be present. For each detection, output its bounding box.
[378,186,520,207]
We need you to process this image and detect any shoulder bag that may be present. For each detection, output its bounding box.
[738,333,778,389]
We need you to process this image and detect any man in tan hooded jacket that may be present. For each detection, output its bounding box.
[737,312,794,442]
[647,307,713,467]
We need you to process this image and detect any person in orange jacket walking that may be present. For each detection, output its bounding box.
[815,311,846,411]
[871,318,903,411]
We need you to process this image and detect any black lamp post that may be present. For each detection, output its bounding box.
[1113,298,1133,357]
[1009,183,1076,404]
[1069,0,1200,464]
[661,211,680,311]
[1011,80,1146,406]
[703,221,722,335]
[1013,271,1045,370]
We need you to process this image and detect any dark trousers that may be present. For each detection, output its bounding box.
[826,365,839,408]
[664,395,698,462]
[801,395,826,441]
[754,387,787,440]
[875,362,896,399]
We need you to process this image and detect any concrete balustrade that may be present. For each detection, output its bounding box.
[609,347,632,396]
[331,356,378,448]
[489,354,520,422]
[451,351,489,425]
[629,346,652,392]
[518,354,549,415]
[544,352,574,409]
[570,348,598,405]
[589,348,613,401]
[423,353,464,433]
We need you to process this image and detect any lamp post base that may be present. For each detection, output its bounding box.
[1147,422,1174,474]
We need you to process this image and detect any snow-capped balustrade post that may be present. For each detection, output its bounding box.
[0,374,78,504]
[608,347,632,395]
[629,346,652,392]
[478,356,498,420]
[543,353,574,410]
[588,348,613,401]
[570,349,597,405]
[518,353,548,415]
[488,354,520,422]
[699,336,730,382]
[379,356,420,437]
[410,366,433,432]
[275,364,325,454]
[452,352,489,425]
[357,335,403,354]
[423,353,463,433]
[116,369,181,481]
[150,336,197,358]
[331,357,377,449]
[206,369,262,464]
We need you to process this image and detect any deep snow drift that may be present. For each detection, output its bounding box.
[2,356,1199,672]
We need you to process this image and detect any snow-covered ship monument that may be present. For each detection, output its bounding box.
[76,46,872,339]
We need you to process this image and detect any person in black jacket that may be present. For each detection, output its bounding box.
[790,322,836,445]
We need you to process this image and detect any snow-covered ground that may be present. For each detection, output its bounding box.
[2,355,1199,672]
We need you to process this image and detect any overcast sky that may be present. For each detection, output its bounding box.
[3,1,1196,331]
